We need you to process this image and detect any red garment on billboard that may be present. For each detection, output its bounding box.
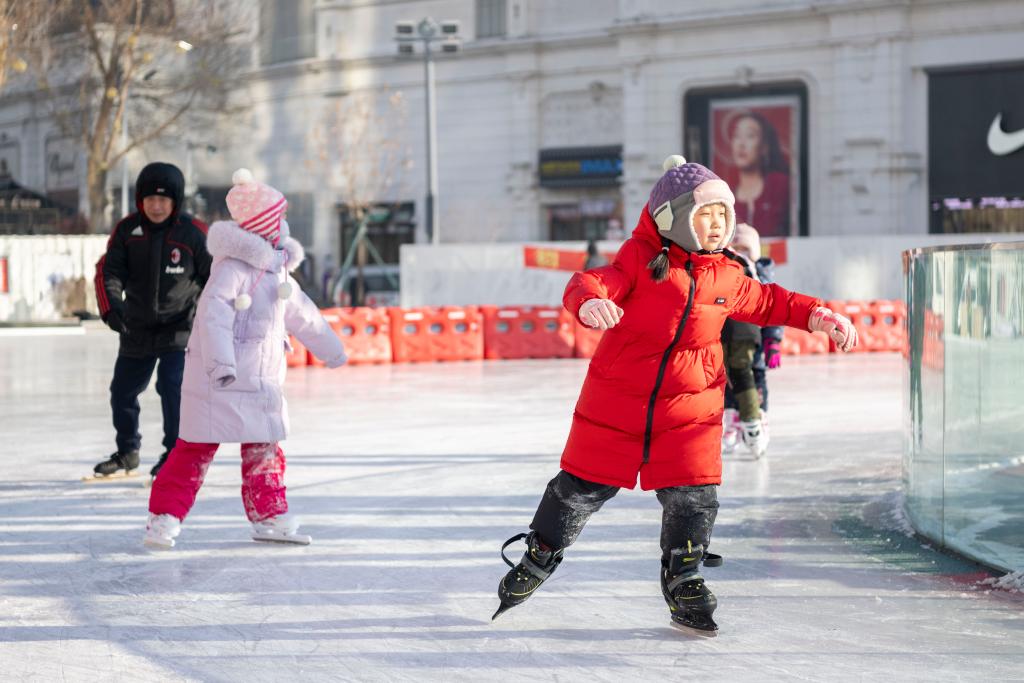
[735,171,790,237]
[560,207,820,490]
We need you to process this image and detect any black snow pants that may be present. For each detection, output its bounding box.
[529,470,719,566]
[110,350,185,454]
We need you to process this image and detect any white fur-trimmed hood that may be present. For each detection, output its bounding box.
[208,221,305,273]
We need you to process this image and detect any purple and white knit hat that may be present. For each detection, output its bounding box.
[648,155,736,253]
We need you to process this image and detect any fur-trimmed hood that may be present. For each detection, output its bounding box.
[207,220,305,273]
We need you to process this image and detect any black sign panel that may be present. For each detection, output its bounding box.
[539,146,622,188]
[928,64,1024,199]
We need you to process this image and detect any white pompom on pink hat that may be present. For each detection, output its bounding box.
[226,168,287,247]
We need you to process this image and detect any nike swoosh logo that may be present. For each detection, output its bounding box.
[987,113,1024,156]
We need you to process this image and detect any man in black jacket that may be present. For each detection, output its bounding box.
[93,162,211,478]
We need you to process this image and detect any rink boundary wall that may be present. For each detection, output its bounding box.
[903,241,1024,575]
[288,301,906,366]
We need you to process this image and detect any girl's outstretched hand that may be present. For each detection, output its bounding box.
[580,299,624,330]
[808,307,858,352]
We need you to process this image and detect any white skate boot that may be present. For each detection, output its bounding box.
[144,513,181,549]
[740,418,769,458]
[251,514,312,545]
[721,409,740,453]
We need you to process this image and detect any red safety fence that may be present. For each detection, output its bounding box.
[317,307,392,365]
[481,306,575,359]
[286,299,910,366]
[388,306,484,363]
[285,335,307,368]
[825,300,906,353]
[778,328,830,355]
[573,320,604,358]
[923,310,945,370]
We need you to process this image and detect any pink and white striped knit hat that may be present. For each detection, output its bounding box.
[226,168,287,247]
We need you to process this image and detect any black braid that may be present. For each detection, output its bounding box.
[647,238,673,282]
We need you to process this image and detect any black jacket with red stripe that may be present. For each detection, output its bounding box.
[95,163,211,357]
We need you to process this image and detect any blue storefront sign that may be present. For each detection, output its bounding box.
[538,146,623,188]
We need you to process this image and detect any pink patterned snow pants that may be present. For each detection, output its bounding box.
[148,439,288,522]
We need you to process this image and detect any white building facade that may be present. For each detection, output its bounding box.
[2,0,1023,284]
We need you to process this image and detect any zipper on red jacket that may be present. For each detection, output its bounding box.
[642,258,696,464]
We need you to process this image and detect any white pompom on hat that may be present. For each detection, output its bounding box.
[663,154,687,171]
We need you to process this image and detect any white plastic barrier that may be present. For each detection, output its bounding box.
[0,235,108,322]
[400,234,1024,307]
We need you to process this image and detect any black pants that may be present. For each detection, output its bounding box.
[529,470,719,565]
[110,351,185,454]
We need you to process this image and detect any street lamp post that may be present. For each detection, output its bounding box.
[395,18,461,246]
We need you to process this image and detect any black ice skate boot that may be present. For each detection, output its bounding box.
[150,451,169,478]
[661,542,722,637]
[492,531,564,620]
[93,450,140,477]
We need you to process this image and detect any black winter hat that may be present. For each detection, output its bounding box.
[135,162,185,210]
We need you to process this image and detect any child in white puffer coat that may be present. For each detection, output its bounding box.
[145,169,346,549]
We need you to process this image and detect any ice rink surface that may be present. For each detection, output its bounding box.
[1,327,1021,682]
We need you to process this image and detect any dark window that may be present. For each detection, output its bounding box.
[476,0,506,39]
[547,201,621,241]
[927,63,1024,234]
[339,202,416,265]
[260,0,315,65]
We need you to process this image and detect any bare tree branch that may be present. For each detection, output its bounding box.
[16,0,251,231]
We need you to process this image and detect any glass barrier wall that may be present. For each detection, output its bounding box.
[904,242,1024,572]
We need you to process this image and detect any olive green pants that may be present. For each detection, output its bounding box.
[724,339,761,422]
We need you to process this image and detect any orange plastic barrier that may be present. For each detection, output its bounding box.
[824,300,871,353]
[922,310,945,370]
[826,300,906,353]
[574,320,605,359]
[481,306,575,359]
[388,306,484,363]
[778,327,830,355]
[866,300,907,352]
[316,307,392,365]
[286,335,307,367]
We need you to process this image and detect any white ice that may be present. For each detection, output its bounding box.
[1,326,1022,682]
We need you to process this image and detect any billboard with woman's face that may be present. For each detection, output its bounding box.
[708,96,801,238]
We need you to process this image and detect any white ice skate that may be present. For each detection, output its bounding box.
[144,513,181,549]
[739,418,769,458]
[721,409,740,453]
[251,514,311,545]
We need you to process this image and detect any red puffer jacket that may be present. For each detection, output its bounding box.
[561,208,821,490]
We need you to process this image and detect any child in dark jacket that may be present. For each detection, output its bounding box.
[721,223,783,457]
[493,156,858,635]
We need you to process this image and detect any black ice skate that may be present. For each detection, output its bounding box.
[492,531,563,620]
[150,451,169,478]
[661,542,723,637]
[84,450,141,483]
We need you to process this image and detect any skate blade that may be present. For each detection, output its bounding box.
[81,470,141,483]
[670,620,719,638]
[143,537,175,550]
[252,531,312,545]
[491,602,515,621]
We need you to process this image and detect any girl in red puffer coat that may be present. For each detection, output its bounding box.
[493,155,858,636]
